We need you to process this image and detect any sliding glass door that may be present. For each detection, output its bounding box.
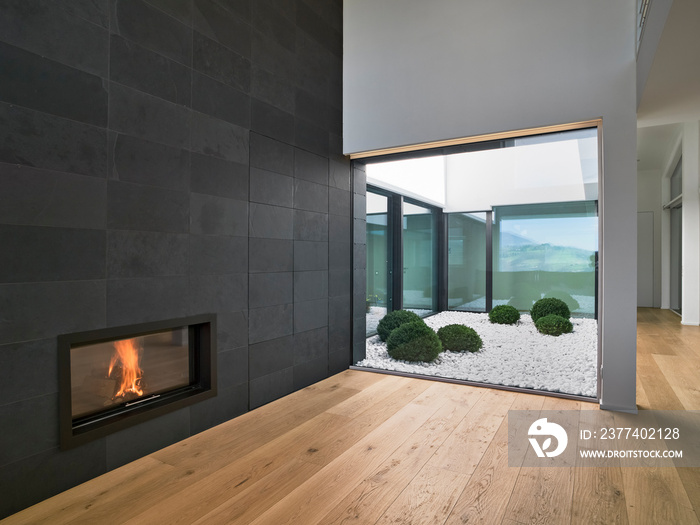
[366,190,392,334]
[492,201,598,317]
[448,212,488,311]
[402,201,438,315]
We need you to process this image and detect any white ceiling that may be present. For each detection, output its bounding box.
[637,0,700,171]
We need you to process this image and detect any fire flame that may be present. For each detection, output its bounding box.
[108,338,144,398]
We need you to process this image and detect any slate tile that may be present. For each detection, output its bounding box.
[250,167,294,208]
[0,339,58,406]
[329,349,350,374]
[295,119,328,158]
[249,335,293,379]
[294,298,328,333]
[112,0,192,65]
[353,166,366,195]
[0,103,108,178]
[294,270,328,302]
[353,218,366,244]
[190,153,248,201]
[107,277,187,326]
[249,366,293,409]
[0,225,105,283]
[329,159,351,191]
[0,281,106,345]
[251,67,295,114]
[0,441,106,519]
[145,0,192,25]
[217,310,249,350]
[105,409,190,470]
[190,382,247,434]
[0,0,108,76]
[111,133,190,191]
[212,0,251,22]
[107,181,189,233]
[190,193,248,236]
[293,240,328,271]
[189,273,248,313]
[110,35,191,106]
[294,210,328,241]
[0,394,58,467]
[252,0,296,52]
[191,111,249,164]
[328,187,351,217]
[0,164,106,229]
[251,98,294,145]
[249,238,293,273]
[60,0,110,28]
[109,83,191,150]
[193,0,251,58]
[329,240,351,270]
[295,88,329,130]
[249,272,293,308]
[193,32,251,93]
[251,30,295,81]
[329,268,351,298]
[106,230,188,278]
[192,72,250,128]
[352,243,366,269]
[248,304,293,344]
[295,148,328,185]
[293,356,327,390]
[293,326,327,365]
[294,179,328,213]
[294,32,330,99]
[216,345,248,387]
[250,133,294,176]
[189,235,248,275]
[249,203,294,239]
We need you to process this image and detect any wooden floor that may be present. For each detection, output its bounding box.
[3,308,700,524]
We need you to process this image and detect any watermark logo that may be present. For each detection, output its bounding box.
[528,418,568,458]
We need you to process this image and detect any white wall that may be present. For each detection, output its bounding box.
[344,0,638,411]
[637,169,663,307]
[682,122,700,325]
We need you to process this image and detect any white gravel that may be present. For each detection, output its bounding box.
[357,311,598,397]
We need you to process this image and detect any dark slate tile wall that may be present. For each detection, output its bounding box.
[0,0,347,518]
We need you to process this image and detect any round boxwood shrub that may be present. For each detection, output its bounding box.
[488,304,520,325]
[376,309,423,342]
[437,324,482,353]
[530,297,571,323]
[535,314,573,336]
[386,321,442,362]
[544,290,580,312]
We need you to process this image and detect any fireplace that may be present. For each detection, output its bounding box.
[58,314,217,449]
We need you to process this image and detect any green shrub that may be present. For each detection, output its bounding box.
[488,304,520,325]
[535,314,573,336]
[376,310,423,341]
[544,291,580,312]
[437,324,482,353]
[386,321,442,362]
[530,297,571,322]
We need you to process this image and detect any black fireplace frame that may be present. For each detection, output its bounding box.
[58,314,217,450]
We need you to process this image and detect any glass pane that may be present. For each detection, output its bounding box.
[70,328,190,420]
[403,202,437,315]
[366,191,390,335]
[670,205,682,314]
[493,201,598,317]
[448,212,487,311]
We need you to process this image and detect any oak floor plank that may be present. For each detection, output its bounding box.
[374,465,470,525]
[247,401,443,525]
[319,389,479,525]
[429,388,516,475]
[443,394,543,525]
[570,467,628,525]
[652,354,700,410]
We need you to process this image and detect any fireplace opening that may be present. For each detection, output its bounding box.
[59,314,216,449]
